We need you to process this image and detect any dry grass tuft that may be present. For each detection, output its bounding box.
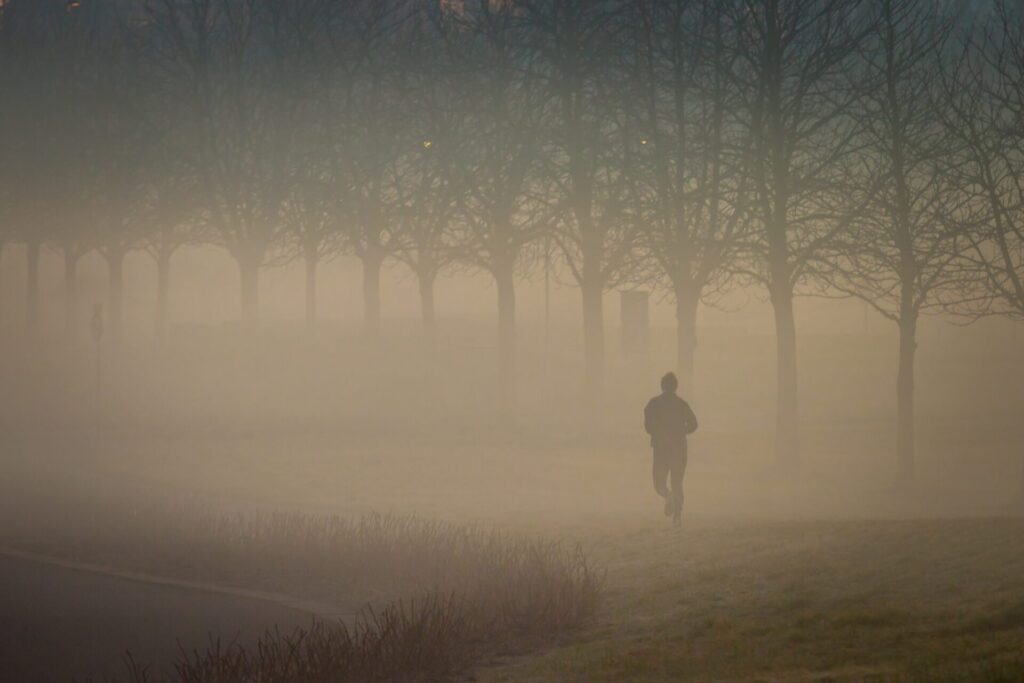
[118,596,472,683]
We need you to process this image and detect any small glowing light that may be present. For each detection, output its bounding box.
[422,140,433,149]
[66,0,82,12]
[639,138,649,146]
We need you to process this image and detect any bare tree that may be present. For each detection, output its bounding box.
[726,0,871,467]
[53,228,91,339]
[145,0,319,326]
[381,8,465,342]
[89,16,153,343]
[444,1,549,407]
[943,1,1024,323]
[629,0,749,390]
[281,170,341,331]
[0,5,7,320]
[140,167,204,343]
[524,0,642,410]
[941,0,1024,498]
[0,0,73,338]
[50,0,135,341]
[831,0,962,483]
[389,126,463,342]
[318,0,412,337]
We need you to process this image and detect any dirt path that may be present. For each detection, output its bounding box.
[0,554,313,682]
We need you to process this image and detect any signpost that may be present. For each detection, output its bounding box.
[90,304,103,395]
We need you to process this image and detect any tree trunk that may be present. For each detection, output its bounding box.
[362,249,383,337]
[543,238,552,354]
[64,247,79,339]
[770,285,800,468]
[26,240,40,337]
[238,252,260,327]
[107,248,125,343]
[582,279,605,413]
[0,241,4,330]
[304,251,318,330]
[495,261,516,411]
[155,250,171,344]
[675,286,700,394]
[896,312,917,485]
[418,270,436,344]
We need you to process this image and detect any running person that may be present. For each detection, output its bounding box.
[644,372,698,526]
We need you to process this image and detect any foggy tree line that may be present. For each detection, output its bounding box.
[2,0,1024,480]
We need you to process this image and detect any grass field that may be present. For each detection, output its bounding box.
[478,518,1024,682]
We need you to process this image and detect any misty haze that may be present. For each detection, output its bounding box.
[2,0,1024,681]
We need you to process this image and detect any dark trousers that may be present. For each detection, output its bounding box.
[653,444,687,511]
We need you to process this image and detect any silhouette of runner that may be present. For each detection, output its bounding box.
[644,372,697,527]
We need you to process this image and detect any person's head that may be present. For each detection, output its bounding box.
[660,372,678,394]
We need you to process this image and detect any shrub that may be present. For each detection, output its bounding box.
[118,596,473,683]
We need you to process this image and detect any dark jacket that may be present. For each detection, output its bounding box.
[644,391,698,449]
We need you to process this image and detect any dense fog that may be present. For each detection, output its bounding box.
[2,1,1024,681]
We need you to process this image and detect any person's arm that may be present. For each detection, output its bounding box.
[644,399,656,435]
[683,401,698,435]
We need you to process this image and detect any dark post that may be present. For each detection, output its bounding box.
[90,304,104,394]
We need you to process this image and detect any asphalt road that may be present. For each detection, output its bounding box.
[0,555,312,682]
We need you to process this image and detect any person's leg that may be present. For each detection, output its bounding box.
[652,448,672,516]
[652,448,670,498]
[670,449,688,524]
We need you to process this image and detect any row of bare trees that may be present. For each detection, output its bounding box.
[1,0,1023,480]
